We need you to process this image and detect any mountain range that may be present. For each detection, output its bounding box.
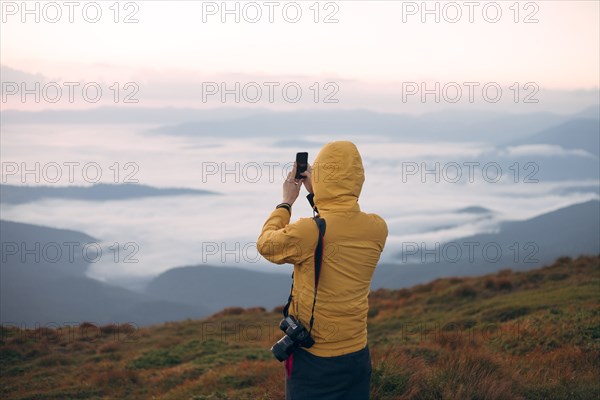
[0,220,210,327]
[3,105,598,143]
[507,118,600,157]
[1,200,598,327]
[372,200,600,289]
[0,183,217,205]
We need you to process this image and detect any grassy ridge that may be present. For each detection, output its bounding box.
[1,255,599,399]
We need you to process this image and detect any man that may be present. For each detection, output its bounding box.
[257,141,388,400]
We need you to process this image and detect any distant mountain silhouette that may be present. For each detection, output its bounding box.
[508,118,600,156]
[0,106,269,125]
[0,183,217,204]
[471,117,600,182]
[148,108,570,143]
[456,206,493,214]
[0,220,210,326]
[573,104,600,119]
[8,105,598,142]
[0,220,96,278]
[372,200,600,289]
[144,265,291,314]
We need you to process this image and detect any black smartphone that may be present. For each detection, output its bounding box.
[295,152,308,179]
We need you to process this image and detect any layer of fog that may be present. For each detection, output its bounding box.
[1,124,597,290]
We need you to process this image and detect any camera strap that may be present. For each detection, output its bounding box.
[282,216,327,336]
[309,216,326,334]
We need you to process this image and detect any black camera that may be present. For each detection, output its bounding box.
[271,315,315,361]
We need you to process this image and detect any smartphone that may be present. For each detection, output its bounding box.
[295,152,308,179]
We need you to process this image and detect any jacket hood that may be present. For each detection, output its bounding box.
[311,141,364,212]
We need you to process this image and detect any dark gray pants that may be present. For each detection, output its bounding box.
[285,345,371,400]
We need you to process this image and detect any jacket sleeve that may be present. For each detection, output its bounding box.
[375,214,389,251]
[257,207,311,265]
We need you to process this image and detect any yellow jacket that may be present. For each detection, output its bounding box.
[257,141,388,357]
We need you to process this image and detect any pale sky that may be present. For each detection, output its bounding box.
[1,0,599,111]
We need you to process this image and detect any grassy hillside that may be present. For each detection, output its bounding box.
[1,255,599,399]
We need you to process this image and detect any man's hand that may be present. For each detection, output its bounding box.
[282,163,301,205]
[300,164,313,194]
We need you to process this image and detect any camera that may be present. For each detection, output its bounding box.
[271,315,315,361]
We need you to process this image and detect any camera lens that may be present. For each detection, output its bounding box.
[279,318,290,332]
[271,335,295,362]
